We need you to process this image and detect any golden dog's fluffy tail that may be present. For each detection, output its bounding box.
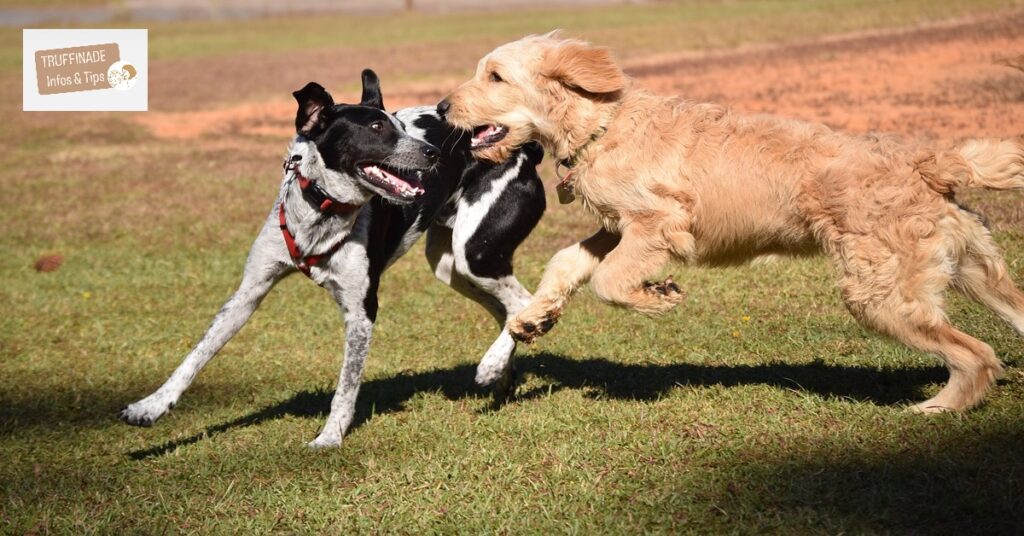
[928,138,1024,193]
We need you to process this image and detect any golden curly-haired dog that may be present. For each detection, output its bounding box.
[441,32,1024,412]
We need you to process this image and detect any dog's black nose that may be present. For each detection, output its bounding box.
[422,143,440,163]
[436,99,451,117]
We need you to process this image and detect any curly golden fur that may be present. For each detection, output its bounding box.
[443,32,1024,412]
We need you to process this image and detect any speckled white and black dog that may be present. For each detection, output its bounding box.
[119,70,545,448]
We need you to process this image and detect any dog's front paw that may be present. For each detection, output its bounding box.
[508,311,559,344]
[640,276,686,314]
[307,434,342,449]
[476,330,516,387]
[643,276,683,298]
[119,396,175,427]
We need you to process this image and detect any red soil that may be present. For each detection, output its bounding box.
[135,11,1024,142]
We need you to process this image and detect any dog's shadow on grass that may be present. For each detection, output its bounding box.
[127,353,949,459]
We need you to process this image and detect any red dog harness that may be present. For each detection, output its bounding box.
[279,156,361,278]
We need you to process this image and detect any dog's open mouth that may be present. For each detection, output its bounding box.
[358,163,426,200]
[471,124,508,149]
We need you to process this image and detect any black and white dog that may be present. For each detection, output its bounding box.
[120,70,545,448]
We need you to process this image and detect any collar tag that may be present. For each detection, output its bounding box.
[283,153,302,172]
[556,171,576,204]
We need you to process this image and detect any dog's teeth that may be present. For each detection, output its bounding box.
[362,164,424,197]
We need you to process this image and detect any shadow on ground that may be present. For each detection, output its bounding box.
[126,353,948,459]
[720,424,1024,533]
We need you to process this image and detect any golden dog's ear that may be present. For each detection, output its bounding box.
[542,40,626,94]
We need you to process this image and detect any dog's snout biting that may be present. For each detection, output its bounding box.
[422,143,440,163]
[436,99,451,117]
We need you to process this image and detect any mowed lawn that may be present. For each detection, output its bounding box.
[3,0,1024,533]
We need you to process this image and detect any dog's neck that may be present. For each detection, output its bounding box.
[541,87,626,164]
[287,139,374,208]
[280,140,371,260]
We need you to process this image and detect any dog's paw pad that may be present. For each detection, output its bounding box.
[644,277,685,298]
[510,329,535,344]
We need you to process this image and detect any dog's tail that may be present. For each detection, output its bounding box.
[926,137,1024,193]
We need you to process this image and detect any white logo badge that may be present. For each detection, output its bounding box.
[107,61,138,91]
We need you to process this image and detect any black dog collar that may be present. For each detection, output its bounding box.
[283,154,361,215]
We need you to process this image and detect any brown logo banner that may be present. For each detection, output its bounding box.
[34,43,120,95]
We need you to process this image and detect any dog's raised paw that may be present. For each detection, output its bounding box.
[508,319,538,343]
[644,276,684,297]
[509,313,558,343]
[637,277,687,315]
[537,314,559,335]
[509,327,535,344]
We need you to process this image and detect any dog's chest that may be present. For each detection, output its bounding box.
[573,170,625,230]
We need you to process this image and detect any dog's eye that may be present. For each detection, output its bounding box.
[489,71,503,83]
[370,121,384,132]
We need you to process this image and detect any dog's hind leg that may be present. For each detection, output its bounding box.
[953,218,1024,336]
[835,234,1003,413]
[861,310,1002,412]
[120,223,290,426]
[958,257,1024,336]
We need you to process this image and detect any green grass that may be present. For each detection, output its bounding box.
[141,0,1024,61]
[3,1,1024,533]
[2,0,1022,74]
[3,205,1023,533]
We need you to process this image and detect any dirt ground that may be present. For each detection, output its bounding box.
[633,12,1024,139]
[137,11,1024,141]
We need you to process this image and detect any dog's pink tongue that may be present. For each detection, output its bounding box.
[379,167,425,195]
[364,165,425,196]
[473,125,498,141]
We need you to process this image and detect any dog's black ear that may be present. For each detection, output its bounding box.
[522,141,545,164]
[360,69,384,110]
[293,82,335,137]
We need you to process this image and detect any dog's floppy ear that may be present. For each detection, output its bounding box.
[542,40,626,95]
[293,82,335,137]
[360,69,384,110]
